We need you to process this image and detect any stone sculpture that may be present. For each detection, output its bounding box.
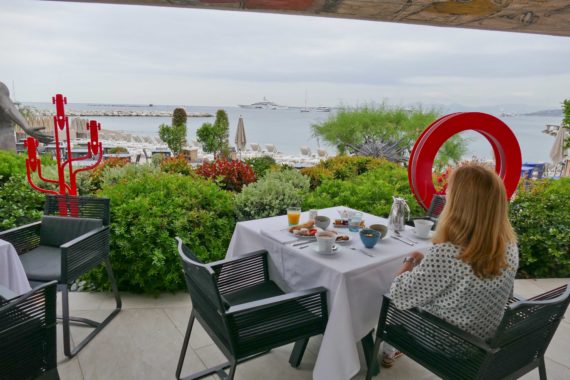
[0,81,52,151]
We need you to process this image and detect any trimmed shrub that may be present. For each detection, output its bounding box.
[89,157,130,191]
[108,146,129,154]
[196,159,256,192]
[303,161,423,218]
[0,176,45,231]
[235,170,310,221]
[160,156,194,176]
[83,171,236,294]
[300,156,386,189]
[0,151,27,184]
[510,179,570,278]
[172,107,188,127]
[245,156,277,178]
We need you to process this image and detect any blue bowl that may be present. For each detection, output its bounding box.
[360,229,380,248]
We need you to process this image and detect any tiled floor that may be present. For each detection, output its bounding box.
[57,279,570,380]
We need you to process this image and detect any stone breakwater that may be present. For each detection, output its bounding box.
[31,109,213,118]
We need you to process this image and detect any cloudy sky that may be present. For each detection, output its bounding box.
[1,0,569,109]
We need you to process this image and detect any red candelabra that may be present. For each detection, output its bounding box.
[24,94,103,215]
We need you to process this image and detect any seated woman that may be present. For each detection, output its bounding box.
[383,164,519,367]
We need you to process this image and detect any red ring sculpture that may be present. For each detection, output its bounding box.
[408,112,522,210]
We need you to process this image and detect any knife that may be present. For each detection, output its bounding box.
[292,238,316,246]
[391,235,415,246]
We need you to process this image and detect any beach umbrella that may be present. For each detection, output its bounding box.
[235,116,247,156]
[549,126,567,164]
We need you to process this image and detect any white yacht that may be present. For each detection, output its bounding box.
[238,97,288,110]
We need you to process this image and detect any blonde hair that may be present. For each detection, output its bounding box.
[432,164,516,278]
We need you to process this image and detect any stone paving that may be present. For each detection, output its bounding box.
[57,278,570,380]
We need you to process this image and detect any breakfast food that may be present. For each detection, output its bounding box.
[288,220,315,233]
[333,219,365,228]
[336,235,349,241]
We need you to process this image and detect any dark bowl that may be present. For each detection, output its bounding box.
[360,229,380,248]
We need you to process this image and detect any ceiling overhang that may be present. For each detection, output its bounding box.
[47,0,570,37]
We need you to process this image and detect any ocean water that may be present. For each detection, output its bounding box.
[24,102,561,163]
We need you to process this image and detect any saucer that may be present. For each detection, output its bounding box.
[335,235,351,244]
[311,243,339,255]
[413,230,434,240]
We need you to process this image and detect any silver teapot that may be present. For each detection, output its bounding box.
[388,197,410,232]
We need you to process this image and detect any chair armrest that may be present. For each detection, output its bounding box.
[226,286,327,315]
[210,250,269,295]
[60,226,110,283]
[0,221,42,255]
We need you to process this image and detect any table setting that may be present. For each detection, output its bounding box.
[226,205,433,380]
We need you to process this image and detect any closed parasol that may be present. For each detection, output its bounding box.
[549,126,567,164]
[235,116,247,155]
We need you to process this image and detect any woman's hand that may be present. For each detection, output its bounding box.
[395,251,425,276]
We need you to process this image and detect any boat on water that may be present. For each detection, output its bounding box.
[238,97,288,110]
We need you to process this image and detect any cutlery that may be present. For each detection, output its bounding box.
[298,244,310,249]
[394,230,418,244]
[391,235,415,246]
[350,247,374,257]
[292,238,316,246]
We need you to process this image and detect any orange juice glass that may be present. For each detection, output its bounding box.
[287,207,301,226]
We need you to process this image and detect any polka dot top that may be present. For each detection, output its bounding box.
[390,242,519,340]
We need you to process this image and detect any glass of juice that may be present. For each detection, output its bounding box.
[287,207,301,226]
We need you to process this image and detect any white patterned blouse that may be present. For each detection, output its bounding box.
[390,242,519,340]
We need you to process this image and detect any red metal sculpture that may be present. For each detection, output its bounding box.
[408,112,522,210]
[24,94,103,215]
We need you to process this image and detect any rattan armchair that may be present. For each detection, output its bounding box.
[0,281,59,380]
[0,195,121,358]
[366,284,570,380]
[175,237,329,380]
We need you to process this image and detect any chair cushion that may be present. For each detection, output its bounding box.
[222,281,284,308]
[19,246,62,282]
[39,215,102,247]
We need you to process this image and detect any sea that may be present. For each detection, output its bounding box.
[24,102,562,163]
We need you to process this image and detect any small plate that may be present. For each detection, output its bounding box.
[335,235,351,244]
[290,229,318,239]
[311,243,339,255]
[413,230,434,240]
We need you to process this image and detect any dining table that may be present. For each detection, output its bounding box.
[0,239,31,298]
[226,206,432,380]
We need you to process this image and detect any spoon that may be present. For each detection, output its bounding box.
[350,247,374,257]
[394,230,418,244]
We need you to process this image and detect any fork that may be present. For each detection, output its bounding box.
[350,247,374,257]
[394,230,418,244]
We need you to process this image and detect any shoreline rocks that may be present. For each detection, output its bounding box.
[30,109,213,118]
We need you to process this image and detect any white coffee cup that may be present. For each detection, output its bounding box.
[316,231,335,254]
[414,219,434,238]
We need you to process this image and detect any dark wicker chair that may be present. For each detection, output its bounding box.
[0,281,59,380]
[0,195,121,358]
[412,194,446,228]
[366,284,570,380]
[175,237,329,380]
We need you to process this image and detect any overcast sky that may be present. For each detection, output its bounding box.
[1,0,569,108]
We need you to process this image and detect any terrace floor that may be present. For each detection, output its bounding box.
[57,278,570,380]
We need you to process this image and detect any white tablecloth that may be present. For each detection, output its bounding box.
[227,206,431,380]
[0,239,31,296]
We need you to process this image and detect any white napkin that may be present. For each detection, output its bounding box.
[261,229,299,244]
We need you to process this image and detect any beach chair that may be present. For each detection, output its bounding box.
[250,143,261,156]
[300,146,312,157]
[317,148,328,159]
[265,144,278,156]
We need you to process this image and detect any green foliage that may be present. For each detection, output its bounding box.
[84,171,236,294]
[172,107,188,127]
[89,158,130,192]
[0,151,26,184]
[235,170,310,221]
[0,176,45,231]
[196,109,230,158]
[303,161,422,218]
[160,156,194,176]
[98,164,158,190]
[244,156,277,178]
[300,156,386,189]
[159,123,187,156]
[311,104,466,168]
[108,146,129,154]
[510,179,570,278]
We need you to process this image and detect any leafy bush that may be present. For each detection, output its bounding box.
[0,176,45,231]
[84,171,236,294]
[0,151,27,184]
[245,156,277,178]
[160,156,194,176]
[303,161,422,218]
[196,159,256,192]
[159,123,187,156]
[172,107,188,127]
[89,158,130,191]
[235,170,310,220]
[196,109,230,158]
[510,179,570,278]
[108,146,129,154]
[301,156,387,189]
[99,164,158,189]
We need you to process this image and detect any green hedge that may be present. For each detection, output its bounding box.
[510,179,570,278]
[0,176,45,231]
[83,171,236,294]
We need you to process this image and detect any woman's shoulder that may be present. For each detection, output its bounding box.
[428,242,462,257]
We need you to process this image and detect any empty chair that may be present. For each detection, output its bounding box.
[300,146,312,157]
[134,153,142,164]
[0,281,60,380]
[0,195,122,358]
[366,284,570,380]
[412,194,446,227]
[175,238,329,380]
[265,144,277,154]
[317,148,328,159]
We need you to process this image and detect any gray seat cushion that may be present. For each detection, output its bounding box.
[39,215,102,248]
[19,246,62,282]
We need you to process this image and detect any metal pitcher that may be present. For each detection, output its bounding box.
[388,197,410,232]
